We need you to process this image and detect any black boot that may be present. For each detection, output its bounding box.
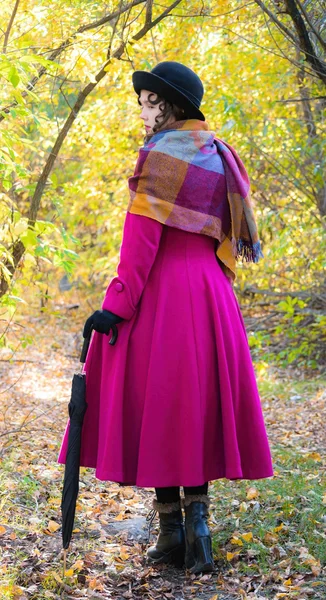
[182,494,214,574]
[146,499,185,568]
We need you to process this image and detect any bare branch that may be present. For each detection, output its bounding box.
[274,95,326,102]
[247,135,317,204]
[133,0,182,39]
[0,405,56,439]
[145,0,154,26]
[28,0,181,224]
[0,0,146,121]
[78,0,144,34]
[2,0,21,54]
[254,0,326,85]
[168,1,256,18]
[253,0,298,44]
[106,2,122,59]
[284,0,326,85]
[151,28,159,62]
[211,24,318,80]
[296,48,317,139]
[295,0,326,52]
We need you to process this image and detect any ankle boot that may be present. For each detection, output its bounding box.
[146,499,185,567]
[182,494,214,574]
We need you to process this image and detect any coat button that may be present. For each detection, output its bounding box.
[115,282,124,292]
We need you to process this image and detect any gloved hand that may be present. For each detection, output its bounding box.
[83,309,124,338]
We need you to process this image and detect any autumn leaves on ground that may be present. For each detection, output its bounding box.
[0,315,325,600]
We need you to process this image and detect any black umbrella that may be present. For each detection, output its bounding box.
[61,322,119,573]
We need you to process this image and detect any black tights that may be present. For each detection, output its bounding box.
[155,482,208,503]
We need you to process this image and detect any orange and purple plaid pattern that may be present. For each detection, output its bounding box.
[128,120,263,281]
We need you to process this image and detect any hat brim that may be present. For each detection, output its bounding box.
[132,71,205,121]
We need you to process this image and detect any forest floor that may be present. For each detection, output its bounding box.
[0,314,325,600]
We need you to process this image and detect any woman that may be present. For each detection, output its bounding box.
[58,61,273,574]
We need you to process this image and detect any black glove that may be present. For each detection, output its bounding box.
[83,309,124,338]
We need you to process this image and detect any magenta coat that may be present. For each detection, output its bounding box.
[57,211,273,487]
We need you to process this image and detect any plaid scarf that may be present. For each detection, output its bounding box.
[127,119,263,281]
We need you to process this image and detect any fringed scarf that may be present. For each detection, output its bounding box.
[127,119,263,281]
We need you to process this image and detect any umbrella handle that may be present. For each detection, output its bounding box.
[108,323,118,345]
[80,324,118,363]
[80,331,92,363]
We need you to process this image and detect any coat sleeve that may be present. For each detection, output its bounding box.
[101,211,164,320]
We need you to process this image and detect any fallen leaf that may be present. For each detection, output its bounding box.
[49,571,63,584]
[226,551,240,561]
[11,585,26,600]
[86,523,99,530]
[114,512,125,521]
[299,549,321,574]
[71,559,84,571]
[306,452,322,461]
[246,487,259,500]
[84,552,97,566]
[88,577,104,591]
[64,569,74,577]
[264,532,278,544]
[310,562,321,576]
[230,536,243,546]
[241,532,253,542]
[47,520,60,533]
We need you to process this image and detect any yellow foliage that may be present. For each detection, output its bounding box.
[230,536,243,546]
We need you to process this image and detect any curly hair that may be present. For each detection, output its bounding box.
[138,92,186,141]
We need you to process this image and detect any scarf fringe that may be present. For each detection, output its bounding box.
[235,239,264,263]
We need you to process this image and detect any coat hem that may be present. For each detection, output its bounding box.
[57,457,273,486]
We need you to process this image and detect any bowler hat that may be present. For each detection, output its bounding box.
[132,61,205,121]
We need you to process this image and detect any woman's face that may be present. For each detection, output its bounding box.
[138,89,176,133]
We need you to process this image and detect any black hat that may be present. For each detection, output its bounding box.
[132,61,205,121]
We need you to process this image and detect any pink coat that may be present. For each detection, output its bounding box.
[57,212,273,487]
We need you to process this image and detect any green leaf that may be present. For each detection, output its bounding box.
[19,53,60,68]
[9,66,20,88]
[20,228,38,248]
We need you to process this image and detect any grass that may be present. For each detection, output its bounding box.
[210,444,326,597]
[212,446,325,553]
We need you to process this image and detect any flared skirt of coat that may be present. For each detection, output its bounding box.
[57,226,273,486]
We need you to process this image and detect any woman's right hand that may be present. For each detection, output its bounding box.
[83,309,124,338]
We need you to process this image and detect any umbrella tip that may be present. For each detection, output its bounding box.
[63,548,67,577]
